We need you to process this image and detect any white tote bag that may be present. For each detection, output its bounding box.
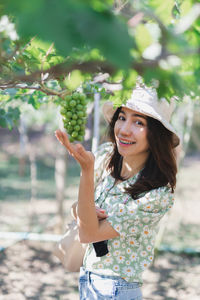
[53,220,87,272]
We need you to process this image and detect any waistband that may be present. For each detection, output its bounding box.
[80,267,140,288]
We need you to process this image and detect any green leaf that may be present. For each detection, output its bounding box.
[149,0,175,25]
[0,108,6,116]
[64,70,84,91]
[7,106,20,120]
[0,106,20,129]
[0,115,7,128]
[134,24,153,53]
[28,95,42,109]
[3,0,133,68]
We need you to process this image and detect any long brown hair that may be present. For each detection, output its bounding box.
[106,107,177,199]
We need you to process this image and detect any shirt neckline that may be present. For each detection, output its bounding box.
[108,169,141,188]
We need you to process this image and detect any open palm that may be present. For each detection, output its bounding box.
[55,130,95,171]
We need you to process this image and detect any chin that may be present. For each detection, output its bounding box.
[117,148,132,158]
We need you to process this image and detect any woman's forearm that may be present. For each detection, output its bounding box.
[54,130,100,240]
[77,168,100,241]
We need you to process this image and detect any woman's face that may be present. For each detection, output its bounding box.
[114,107,149,160]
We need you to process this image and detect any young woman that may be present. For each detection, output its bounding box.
[55,85,180,300]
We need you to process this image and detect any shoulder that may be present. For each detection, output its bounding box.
[94,142,113,169]
[94,142,113,184]
[138,185,174,212]
[148,185,172,199]
[94,142,113,159]
[140,185,172,200]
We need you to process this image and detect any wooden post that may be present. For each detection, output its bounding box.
[55,111,67,233]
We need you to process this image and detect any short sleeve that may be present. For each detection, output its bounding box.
[137,186,175,225]
[107,186,174,239]
[107,200,137,239]
[93,142,113,187]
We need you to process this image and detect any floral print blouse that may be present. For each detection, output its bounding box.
[83,143,174,285]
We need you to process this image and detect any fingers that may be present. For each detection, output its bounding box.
[75,143,86,156]
[55,130,75,154]
[55,130,87,162]
[96,207,108,219]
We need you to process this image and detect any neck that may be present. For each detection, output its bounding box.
[121,153,149,179]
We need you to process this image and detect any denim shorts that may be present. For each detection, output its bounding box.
[79,267,143,300]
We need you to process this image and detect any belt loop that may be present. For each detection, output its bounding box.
[88,270,91,284]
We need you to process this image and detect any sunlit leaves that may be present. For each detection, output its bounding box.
[0,0,200,133]
[143,67,182,99]
[134,24,153,54]
[149,0,176,24]
[2,0,133,68]
[64,70,85,91]
[0,106,20,128]
[83,0,114,11]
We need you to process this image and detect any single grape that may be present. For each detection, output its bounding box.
[80,124,85,130]
[79,131,85,137]
[64,116,71,122]
[72,92,80,100]
[70,120,77,126]
[77,119,83,125]
[77,135,83,142]
[60,107,66,115]
[72,114,78,120]
[77,111,84,117]
[66,111,72,118]
[69,100,76,107]
[65,95,71,102]
[68,128,74,134]
[74,125,80,131]
[80,97,87,105]
[79,93,86,101]
[77,104,83,111]
[69,136,75,142]
[71,131,78,138]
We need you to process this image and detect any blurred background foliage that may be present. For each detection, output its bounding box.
[0,0,200,129]
[0,4,200,298]
[0,0,200,259]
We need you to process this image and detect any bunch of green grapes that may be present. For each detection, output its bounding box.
[60,92,87,142]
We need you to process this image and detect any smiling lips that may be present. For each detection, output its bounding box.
[119,139,136,145]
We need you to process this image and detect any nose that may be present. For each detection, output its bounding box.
[120,120,132,136]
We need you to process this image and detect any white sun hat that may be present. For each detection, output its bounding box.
[102,86,180,147]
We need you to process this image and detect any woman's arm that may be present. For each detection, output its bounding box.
[55,130,119,243]
[71,200,109,222]
[77,167,119,243]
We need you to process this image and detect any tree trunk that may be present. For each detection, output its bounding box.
[28,147,37,231]
[55,142,67,233]
[55,112,67,233]
[18,116,28,176]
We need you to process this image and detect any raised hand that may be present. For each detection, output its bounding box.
[55,130,95,171]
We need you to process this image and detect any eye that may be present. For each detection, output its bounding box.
[118,114,125,121]
[135,120,145,126]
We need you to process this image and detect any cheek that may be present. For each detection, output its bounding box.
[137,128,148,144]
[135,127,146,136]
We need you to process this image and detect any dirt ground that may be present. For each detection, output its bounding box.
[0,240,200,300]
[0,129,200,299]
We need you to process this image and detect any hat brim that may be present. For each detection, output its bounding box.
[102,101,180,147]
